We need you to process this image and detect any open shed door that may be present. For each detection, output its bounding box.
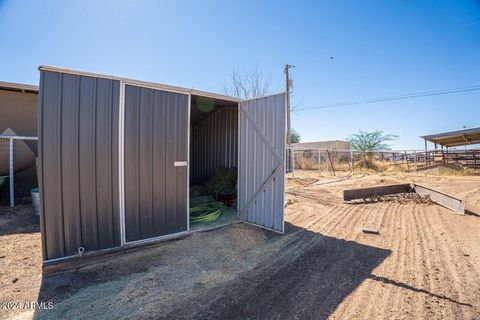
[238,93,286,233]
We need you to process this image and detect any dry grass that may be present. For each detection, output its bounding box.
[295,157,480,176]
[33,224,287,320]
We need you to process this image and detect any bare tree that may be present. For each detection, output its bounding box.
[223,64,271,99]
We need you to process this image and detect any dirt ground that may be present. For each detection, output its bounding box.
[1,170,479,320]
[0,206,42,320]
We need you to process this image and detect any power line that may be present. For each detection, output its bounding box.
[295,85,480,111]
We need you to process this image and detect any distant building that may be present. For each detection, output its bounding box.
[292,140,350,150]
[0,81,38,140]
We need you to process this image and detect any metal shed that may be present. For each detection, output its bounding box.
[38,66,286,263]
[292,140,351,151]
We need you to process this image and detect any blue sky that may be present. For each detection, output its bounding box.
[1,0,479,149]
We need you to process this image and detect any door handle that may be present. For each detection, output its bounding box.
[174,161,188,167]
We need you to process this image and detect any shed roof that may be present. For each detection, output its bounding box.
[0,81,38,93]
[420,127,480,147]
[39,65,240,103]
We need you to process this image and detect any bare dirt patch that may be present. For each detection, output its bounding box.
[0,206,41,320]
[1,170,480,320]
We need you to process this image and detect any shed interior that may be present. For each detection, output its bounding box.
[189,94,239,231]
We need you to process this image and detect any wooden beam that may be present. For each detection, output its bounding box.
[326,149,336,176]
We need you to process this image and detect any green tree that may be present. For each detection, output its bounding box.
[290,128,301,143]
[347,130,398,152]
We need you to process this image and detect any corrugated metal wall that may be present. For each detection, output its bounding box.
[0,89,38,154]
[124,85,189,242]
[238,94,286,232]
[39,71,120,261]
[39,67,286,262]
[190,107,237,185]
[293,140,351,150]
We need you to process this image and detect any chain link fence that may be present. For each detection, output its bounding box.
[0,135,38,207]
[287,146,480,177]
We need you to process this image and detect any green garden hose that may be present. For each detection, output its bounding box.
[189,202,223,223]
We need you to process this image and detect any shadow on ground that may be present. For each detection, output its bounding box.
[0,205,39,236]
[170,222,391,320]
[368,274,473,308]
[34,222,391,320]
[465,208,480,217]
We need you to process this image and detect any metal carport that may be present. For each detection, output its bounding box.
[420,127,480,148]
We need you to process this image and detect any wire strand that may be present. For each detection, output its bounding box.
[296,85,480,111]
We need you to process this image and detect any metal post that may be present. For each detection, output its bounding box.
[414,150,417,171]
[9,138,14,208]
[424,139,428,165]
[350,150,354,174]
[325,151,329,173]
[318,150,321,177]
[285,64,294,145]
[291,148,295,179]
[326,149,336,176]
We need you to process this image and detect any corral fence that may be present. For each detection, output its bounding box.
[0,135,38,207]
[286,146,480,177]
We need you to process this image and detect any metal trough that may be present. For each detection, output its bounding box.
[343,183,465,215]
[343,184,413,201]
[413,184,465,215]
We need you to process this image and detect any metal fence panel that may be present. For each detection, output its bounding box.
[289,148,480,176]
[0,136,38,207]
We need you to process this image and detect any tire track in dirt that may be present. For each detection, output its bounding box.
[401,205,425,319]
[392,204,423,319]
[345,203,382,239]
[413,205,446,319]
[286,195,347,231]
[307,204,360,237]
[286,202,329,227]
[352,202,388,242]
[422,206,478,318]
[434,206,480,280]
[364,203,399,319]
[326,203,374,240]
[415,203,458,319]
[409,204,432,320]
[286,172,480,320]
[186,223,390,320]
[364,203,410,320]
[373,203,408,319]
[332,202,397,320]
[424,206,470,318]
[290,202,385,320]
[369,203,396,319]
[304,205,349,231]
[415,205,458,319]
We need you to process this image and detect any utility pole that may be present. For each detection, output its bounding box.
[285,64,295,144]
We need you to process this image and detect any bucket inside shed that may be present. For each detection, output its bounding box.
[189,95,238,231]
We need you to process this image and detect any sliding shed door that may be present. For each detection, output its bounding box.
[123,84,189,242]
